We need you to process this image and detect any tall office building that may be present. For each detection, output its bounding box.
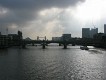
[90,28,98,38]
[104,24,106,34]
[82,28,90,38]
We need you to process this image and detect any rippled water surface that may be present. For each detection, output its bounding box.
[0,45,106,80]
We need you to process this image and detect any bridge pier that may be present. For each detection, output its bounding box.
[22,44,26,48]
[59,43,62,46]
[42,44,45,49]
[32,43,34,46]
[42,40,46,49]
[63,43,67,49]
[46,43,48,46]
[21,41,26,48]
[72,43,75,46]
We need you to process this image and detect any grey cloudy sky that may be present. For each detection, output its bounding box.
[0,0,106,39]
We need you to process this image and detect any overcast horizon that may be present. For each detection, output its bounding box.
[0,0,106,39]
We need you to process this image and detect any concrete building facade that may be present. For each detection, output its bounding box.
[90,28,98,38]
[82,28,90,38]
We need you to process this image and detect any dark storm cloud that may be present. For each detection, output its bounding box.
[0,0,85,36]
[0,0,85,24]
[0,0,85,9]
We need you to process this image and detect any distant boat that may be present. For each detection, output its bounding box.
[80,46,89,50]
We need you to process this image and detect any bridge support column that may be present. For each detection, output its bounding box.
[63,43,67,49]
[72,43,75,46]
[32,43,34,46]
[42,44,45,49]
[42,40,46,49]
[22,44,26,48]
[21,41,26,48]
[46,44,48,46]
[59,43,62,46]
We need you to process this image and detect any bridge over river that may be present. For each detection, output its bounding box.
[21,38,106,49]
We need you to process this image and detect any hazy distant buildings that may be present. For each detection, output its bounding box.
[104,24,106,34]
[82,28,90,38]
[52,34,71,41]
[52,37,62,41]
[62,34,71,41]
[90,28,98,38]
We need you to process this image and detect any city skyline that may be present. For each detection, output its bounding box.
[0,0,106,39]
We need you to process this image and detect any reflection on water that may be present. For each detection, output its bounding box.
[0,46,106,80]
[0,49,8,56]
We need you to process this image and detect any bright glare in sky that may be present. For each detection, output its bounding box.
[75,0,106,23]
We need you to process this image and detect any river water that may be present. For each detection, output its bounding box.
[0,45,106,80]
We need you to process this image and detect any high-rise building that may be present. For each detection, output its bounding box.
[104,24,106,34]
[82,28,90,38]
[90,28,98,38]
